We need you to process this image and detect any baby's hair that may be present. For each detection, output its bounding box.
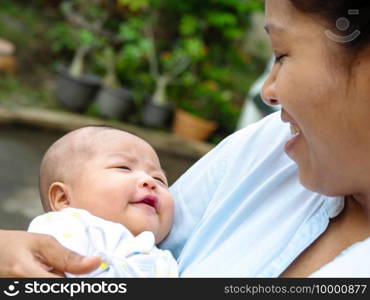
[39,125,119,211]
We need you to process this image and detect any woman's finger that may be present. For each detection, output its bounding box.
[34,234,101,275]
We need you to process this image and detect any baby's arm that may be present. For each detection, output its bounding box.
[28,208,178,277]
[27,208,98,277]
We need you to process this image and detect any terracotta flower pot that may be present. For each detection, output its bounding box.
[0,38,16,73]
[0,55,16,73]
[172,109,218,141]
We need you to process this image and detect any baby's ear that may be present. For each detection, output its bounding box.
[48,182,71,211]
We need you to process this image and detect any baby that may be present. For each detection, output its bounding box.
[28,125,178,277]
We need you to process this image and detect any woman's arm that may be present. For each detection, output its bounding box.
[0,230,101,277]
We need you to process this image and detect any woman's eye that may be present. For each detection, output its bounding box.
[275,54,287,64]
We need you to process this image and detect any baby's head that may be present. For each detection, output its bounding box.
[39,126,174,243]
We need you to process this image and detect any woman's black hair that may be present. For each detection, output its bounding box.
[290,0,370,52]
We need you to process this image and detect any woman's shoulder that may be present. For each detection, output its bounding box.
[309,236,370,277]
[196,111,289,166]
[226,111,287,144]
[217,111,290,162]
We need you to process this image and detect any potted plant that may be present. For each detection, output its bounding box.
[55,43,101,113]
[138,20,177,128]
[94,46,134,120]
[141,47,190,128]
[165,0,265,142]
[136,8,206,128]
[172,79,223,141]
[52,0,106,113]
[172,108,218,141]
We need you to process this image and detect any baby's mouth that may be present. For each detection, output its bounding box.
[135,195,159,212]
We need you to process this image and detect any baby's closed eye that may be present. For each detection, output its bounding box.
[115,166,131,171]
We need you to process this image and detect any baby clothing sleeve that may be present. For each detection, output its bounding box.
[28,208,178,277]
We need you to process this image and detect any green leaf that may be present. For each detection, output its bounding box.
[184,38,206,59]
[206,11,237,28]
[79,29,94,46]
[223,27,244,39]
[121,44,143,60]
[180,15,198,36]
[119,24,140,41]
[118,0,150,11]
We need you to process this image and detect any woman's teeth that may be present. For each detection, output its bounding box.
[290,123,300,136]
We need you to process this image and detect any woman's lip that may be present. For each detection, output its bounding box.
[280,110,297,126]
[285,128,300,155]
[281,111,301,155]
[290,123,300,135]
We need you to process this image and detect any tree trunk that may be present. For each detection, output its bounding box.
[69,45,89,78]
[152,75,170,106]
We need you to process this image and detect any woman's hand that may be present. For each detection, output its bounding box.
[0,230,101,277]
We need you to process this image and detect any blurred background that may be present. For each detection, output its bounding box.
[0,0,275,229]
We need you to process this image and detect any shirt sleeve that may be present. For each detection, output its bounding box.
[158,133,232,258]
[159,112,285,258]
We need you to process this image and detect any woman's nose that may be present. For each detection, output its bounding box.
[261,72,280,107]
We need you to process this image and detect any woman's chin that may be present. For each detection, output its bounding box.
[297,168,320,192]
[299,172,342,197]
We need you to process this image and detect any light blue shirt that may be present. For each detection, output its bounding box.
[160,112,344,277]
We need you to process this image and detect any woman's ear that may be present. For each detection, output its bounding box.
[48,182,71,211]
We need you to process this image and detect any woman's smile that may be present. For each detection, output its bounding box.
[281,112,301,157]
[284,123,301,156]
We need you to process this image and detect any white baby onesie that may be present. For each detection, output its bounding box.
[28,207,178,277]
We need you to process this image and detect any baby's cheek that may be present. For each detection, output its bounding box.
[161,195,175,225]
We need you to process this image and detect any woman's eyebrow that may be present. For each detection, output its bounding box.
[264,23,286,34]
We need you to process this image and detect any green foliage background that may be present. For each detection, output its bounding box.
[0,0,268,143]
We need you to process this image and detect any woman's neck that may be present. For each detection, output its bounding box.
[337,195,370,239]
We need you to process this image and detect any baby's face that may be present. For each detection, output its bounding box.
[67,131,174,243]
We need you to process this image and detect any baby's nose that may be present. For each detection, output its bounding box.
[138,175,156,190]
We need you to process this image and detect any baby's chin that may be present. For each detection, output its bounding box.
[129,224,160,241]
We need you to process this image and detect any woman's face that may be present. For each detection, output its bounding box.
[262,0,370,196]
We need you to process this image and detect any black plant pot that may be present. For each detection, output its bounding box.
[141,100,174,128]
[55,65,101,113]
[95,86,134,120]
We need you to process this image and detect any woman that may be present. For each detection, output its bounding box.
[261,0,370,277]
[1,0,370,277]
